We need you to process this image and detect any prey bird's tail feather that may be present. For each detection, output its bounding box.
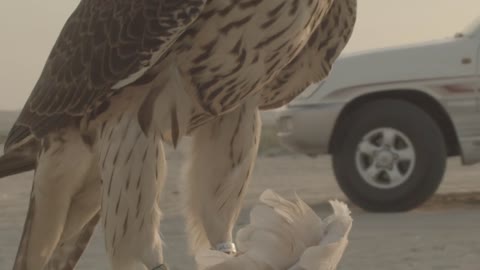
[0,152,35,179]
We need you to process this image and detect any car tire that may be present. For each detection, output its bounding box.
[332,99,447,212]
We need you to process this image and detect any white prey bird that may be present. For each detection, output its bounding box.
[195,189,353,270]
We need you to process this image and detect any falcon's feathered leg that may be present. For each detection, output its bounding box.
[183,97,261,254]
[98,111,166,270]
[44,173,101,270]
[45,212,100,270]
[12,131,98,270]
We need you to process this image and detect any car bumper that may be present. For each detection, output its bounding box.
[275,103,344,156]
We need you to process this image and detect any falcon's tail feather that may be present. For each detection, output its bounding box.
[0,151,35,179]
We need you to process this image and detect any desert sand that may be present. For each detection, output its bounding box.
[1,141,479,270]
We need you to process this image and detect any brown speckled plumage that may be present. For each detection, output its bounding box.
[3,0,356,269]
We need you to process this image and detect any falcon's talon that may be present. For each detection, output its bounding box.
[215,242,237,255]
[152,264,168,270]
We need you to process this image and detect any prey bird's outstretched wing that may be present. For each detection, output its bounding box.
[5,0,206,151]
[259,0,357,110]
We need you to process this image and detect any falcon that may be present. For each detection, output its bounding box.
[0,0,356,269]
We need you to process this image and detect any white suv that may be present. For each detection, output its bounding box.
[276,18,480,212]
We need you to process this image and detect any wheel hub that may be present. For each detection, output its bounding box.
[375,150,395,168]
[355,127,416,189]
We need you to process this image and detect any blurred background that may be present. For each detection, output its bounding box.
[1,1,480,270]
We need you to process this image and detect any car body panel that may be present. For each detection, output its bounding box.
[277,19,480,165]
[277,103,343,156]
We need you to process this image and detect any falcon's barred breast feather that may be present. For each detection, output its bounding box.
[0,0,357,269]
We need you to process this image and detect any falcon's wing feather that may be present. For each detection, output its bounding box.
[259,0,357,110]
[6,0,206,151]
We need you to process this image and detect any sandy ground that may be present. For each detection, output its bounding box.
[1,141,480,269]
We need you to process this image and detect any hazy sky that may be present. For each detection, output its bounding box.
[0,0,479,110]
